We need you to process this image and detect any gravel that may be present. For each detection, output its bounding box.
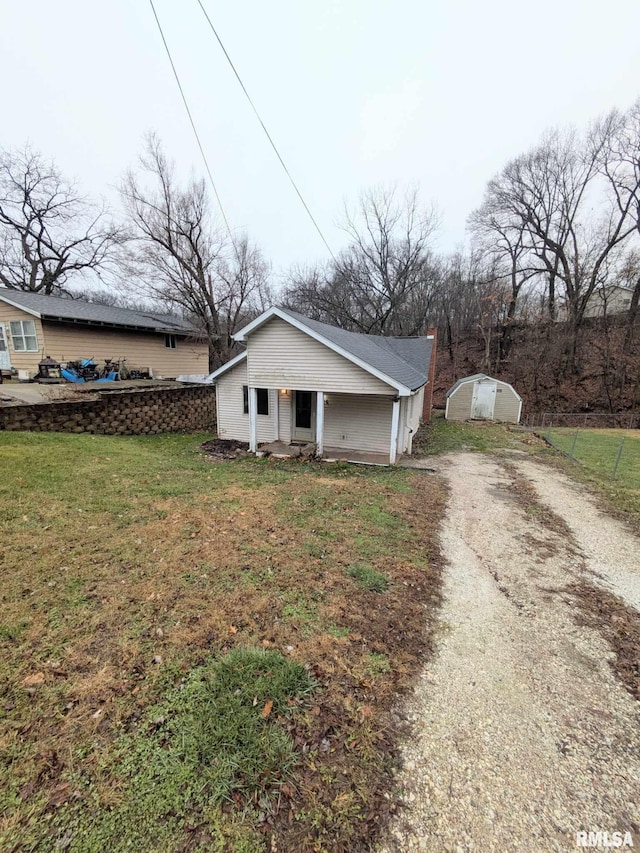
[517,457,640,611]
[380,452,640,852]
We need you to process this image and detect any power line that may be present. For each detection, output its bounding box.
[194,0,336,260]
[147,0,238,251]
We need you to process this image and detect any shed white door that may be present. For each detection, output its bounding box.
[471,381,496,419]
[0,324,10,371]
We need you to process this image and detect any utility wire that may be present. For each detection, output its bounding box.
[148,0,238,252]
[195,0,336,260]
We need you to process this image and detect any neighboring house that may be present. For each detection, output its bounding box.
[208,306,436,465]
[0,289,209,379]
[445,373,522,423]
[556,284,635,320]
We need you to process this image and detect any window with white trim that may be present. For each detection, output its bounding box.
[164,334,177,349]
[10,320,38,352]
[242,385,269,415]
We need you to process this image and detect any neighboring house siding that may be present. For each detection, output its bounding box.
[40,322,208,378]
[324,394,393,453]
[216,360,277,442]
[247,317,395,395]
[0,303,45,372]
[0,303,209,377]
[493,384,521,422]
[446,383,474,421]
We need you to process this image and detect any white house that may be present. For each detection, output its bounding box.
[208,307,436,465]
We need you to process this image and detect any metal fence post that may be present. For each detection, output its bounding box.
[570,428,579,459]
[612,437,626,480]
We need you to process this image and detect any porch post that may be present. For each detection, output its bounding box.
[389,398,401,464]
[248,386,258,452]
[273,389,280,441]
[316,391,324,456]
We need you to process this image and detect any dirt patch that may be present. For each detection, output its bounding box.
[567,581,640,702]
[200,437,250,460]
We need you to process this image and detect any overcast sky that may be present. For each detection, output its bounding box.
[2,0,640,280]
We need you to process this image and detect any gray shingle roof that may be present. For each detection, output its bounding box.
[278,308,433,391]
[0,288,198,335]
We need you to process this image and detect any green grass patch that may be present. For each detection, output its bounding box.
[348,563,389,593]
[541,427,640,524]
[54,649,313,852]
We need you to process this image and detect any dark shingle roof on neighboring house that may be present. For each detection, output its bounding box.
[0,288,198,335]
[277,308,433,391]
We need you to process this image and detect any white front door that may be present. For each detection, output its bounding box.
[292,390,315,442]
[0,323,10,371]
[471,380,496,419]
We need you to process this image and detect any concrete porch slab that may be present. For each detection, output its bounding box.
[322,446,392,467]
[256,441,393,467]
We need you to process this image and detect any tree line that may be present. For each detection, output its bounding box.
[1,99,639,383]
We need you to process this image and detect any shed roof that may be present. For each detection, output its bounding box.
[231,306,433,393]
[446,373,522,401]
[0,288,198,335]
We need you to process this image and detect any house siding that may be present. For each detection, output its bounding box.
[215,360,277,442]
[493,384,521,423]
[324,393,393,453]
[0,301,209,378]
[0,303,45,372]
[446,382,474,421]
[40,322,208,378]
[247,317,396,395]
[401,388,424,453]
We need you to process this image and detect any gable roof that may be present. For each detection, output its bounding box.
[0,288,198,335]
[232,306,433,393]
[447,373,522,401]
[206,350,247,381]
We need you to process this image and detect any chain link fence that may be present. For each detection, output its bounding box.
[530,415,640,486]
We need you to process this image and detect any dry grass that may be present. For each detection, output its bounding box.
[0,432,445,852]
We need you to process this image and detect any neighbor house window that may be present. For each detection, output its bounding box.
[242,385,269,415]
[164,334,177,349]
[10,320,38,352]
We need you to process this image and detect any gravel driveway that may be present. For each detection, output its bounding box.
[382,452,640,852]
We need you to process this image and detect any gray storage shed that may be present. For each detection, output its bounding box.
[445,373,522,423]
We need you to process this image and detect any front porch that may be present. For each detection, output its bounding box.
[247,387,403,465]
[256,439,393,467]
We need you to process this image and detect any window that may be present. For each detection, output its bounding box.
[164,334,177,349]
[242,385,269,415]
[10,320,38,352]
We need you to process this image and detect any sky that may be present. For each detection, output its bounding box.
[2,0,640,282]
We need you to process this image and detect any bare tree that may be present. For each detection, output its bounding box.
[598,100,640,352]
[284,185,440,335]
[478,125,636,370]
[120,135,270,370]
[0,145,121,295]
[468,201,537,359]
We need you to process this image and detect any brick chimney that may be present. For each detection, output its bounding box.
[421,327,438,422]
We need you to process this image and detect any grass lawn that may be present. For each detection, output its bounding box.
[540,427,640,522]
[416,411,639,527]
[0,432,445,853]
[414,409,544,456]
